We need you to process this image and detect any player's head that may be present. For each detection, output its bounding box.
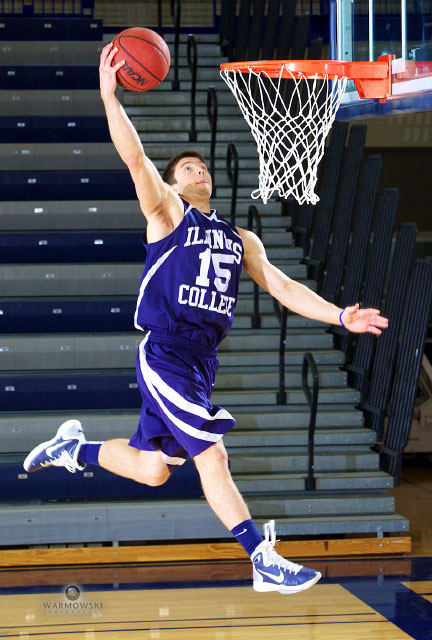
[162,150,212,199]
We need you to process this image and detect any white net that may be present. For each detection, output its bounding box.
[220,65,348,205]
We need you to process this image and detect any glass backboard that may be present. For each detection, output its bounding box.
[331,0,432,118]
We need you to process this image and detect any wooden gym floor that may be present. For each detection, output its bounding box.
[0,466,431,640]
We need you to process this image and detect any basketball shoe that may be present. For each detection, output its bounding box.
[251,520,321,594]
[23,419,86,474]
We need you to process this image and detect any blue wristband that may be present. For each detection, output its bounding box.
[339,310,345,328]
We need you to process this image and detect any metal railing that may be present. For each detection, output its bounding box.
[207,87,218,195]
[187,34,197,142]
[276,304,288,405]
[302,352,319,491]
[157,0,163,35]
[276,306,319,491]
[226,142,239,225]
[171,0,181,91]
[247,205,262,329]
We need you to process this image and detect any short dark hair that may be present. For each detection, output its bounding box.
[162,150,207,185]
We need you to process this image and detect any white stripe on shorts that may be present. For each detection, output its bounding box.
[161,452,186,466]
[134,245,178,331]
[140,334,234,423]
[138,336,228,443]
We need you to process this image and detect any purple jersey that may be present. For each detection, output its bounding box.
[134,199,244,349]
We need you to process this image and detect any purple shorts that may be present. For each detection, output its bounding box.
[128,331,236,471]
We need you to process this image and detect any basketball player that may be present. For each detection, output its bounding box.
[24,43,388,594]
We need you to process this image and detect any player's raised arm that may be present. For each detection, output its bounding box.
[99,43,180,222]
[239,228,388,335]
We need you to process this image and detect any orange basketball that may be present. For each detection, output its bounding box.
[112,27,171,92]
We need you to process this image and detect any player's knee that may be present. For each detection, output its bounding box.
[194,440,229,472]
[134,468,169,486]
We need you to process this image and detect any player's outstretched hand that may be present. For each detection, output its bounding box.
[341,303,388,335]
[99,42,125,101]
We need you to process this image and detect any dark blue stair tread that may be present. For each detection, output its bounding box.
[0,298,136,333]
[0,370,140,411]
[0,18,103,42]
[0,231,146,263]
[0,67,99,89]
[0,171,134,200]
[0,116,109,142]
[0,458,201,500]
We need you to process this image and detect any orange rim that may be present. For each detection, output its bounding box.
[220,56,392,99]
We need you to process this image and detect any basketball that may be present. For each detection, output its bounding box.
[112,27,171,92]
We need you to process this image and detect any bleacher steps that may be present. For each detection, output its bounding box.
[232,407,364,429]
[0,88,236,117]
[0,409,366,452]
[0,335,344,370]
[138,129,251,142]
[212,388,361,406]
[0,266,316,297]
[217,369,348,389]
[132,115,250,132]
[0,302,326,334]
[0,330,333,357]
[0,198,286,231]
[0,297,320,330]
[0,31,409,543]
[0,39,224,64]
[229,451,379,473]
[220,331,330,351]
[225,429,376,447]
[0,90,105,116]
[128,104,241,117]
[0,143,256,171]
[0,500,409,547]
[0,376,360,410]
[232,471,394,493]
[220,350,344,366]
[248,494,395,516]
[229,293,320,315]
[124,90,238,107]
[4,367,345,390]
[0,236,299,264]
[232,315,323,329]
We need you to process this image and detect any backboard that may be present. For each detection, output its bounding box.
[331,0,432,119]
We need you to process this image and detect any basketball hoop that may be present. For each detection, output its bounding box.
[220,58,391,205]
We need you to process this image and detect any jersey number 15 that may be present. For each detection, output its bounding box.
[195,248,234,294]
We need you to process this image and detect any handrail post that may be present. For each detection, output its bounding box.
[247,205,262,329]
[170,0,181,91]
[187,34,197,142]
[157,0,163,35]
[207,87,218,195]
[277,305,288,404]
[226,142,239,226]
[302,352,319,491]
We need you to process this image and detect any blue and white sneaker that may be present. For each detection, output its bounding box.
[23,419,86,474]
[251,520,321,594]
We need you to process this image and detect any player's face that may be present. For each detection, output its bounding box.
[173,157,212,198]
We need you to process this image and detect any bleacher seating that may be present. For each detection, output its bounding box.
[0,22,412,545]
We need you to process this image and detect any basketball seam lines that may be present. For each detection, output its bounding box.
[119,34,170,67]
[116,35,168,83]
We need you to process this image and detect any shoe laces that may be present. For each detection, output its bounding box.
[51,448,77,473]
[261,520,303,575]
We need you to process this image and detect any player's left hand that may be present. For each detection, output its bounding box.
[341,303,388,335]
